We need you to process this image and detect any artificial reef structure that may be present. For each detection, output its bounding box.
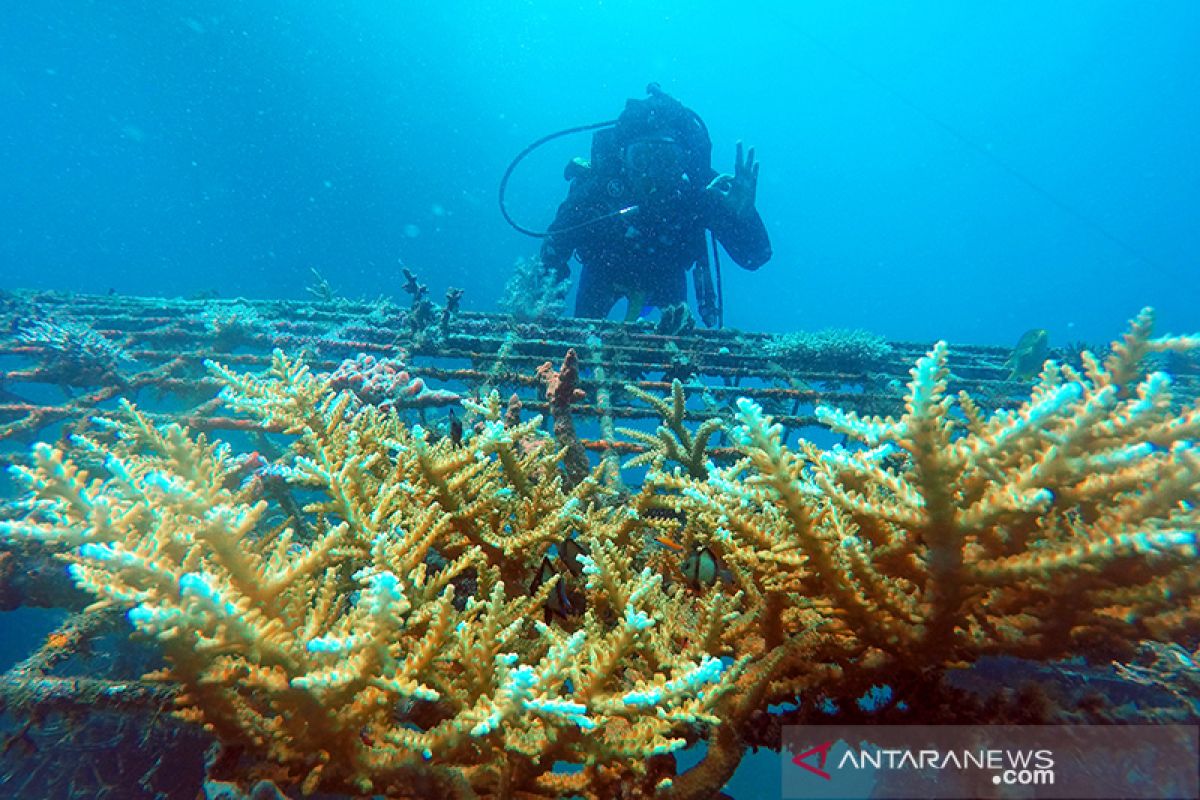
[0,286,1197,799]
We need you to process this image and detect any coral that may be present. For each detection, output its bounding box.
[16,319,132,386]
[536,349,589,488]
[653,309,1198,695]
[440,287,465,337]
[660,341,697,384]
[2,308,1198,797]
[396,267,464,347]
[325,352,461,411]
[305,267,337,302]
[620,379,721,480]
[2,352,742,798]
[655,304,695,336]
[764,327,893,370]
[197,303,265,349]
[499,257,569,321]
[401,267,435,329]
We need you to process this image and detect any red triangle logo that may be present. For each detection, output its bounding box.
[792,741,834,780]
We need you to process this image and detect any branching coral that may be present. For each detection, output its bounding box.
[17,319,132,386]
[620,380,722,480]
[1,352,742,798]
[653,309,1199,697]
[2,308,1198,798]
[197,302,266,349]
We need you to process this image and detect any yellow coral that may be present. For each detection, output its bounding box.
[2,309,1198,798]
[3,351,743,798]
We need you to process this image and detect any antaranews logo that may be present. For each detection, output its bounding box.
[793,741,1055,785]
[781,725,1199,800]
[791,741,834,780]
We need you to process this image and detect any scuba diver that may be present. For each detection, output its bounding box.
[500,84,771,326]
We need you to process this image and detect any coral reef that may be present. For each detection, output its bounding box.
[326,352,461,411]
[198,302,266,350]
[657,309,1198,676]
[764,327,893,370]
[499,257,569,321]
[2,308,1198,798]
[3,353,741,798]
[16,319,132,387]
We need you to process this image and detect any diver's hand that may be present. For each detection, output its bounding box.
[706,141,759,219]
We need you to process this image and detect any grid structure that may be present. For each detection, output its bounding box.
[0,289,1072,454]
[1,289,1194,798]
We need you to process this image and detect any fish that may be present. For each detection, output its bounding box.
[1005,328,1050,381]
[653,535,685,553]
[643,506,688,552]
[643,506,687,525]
[447,411,463,447]
[680,545,719,589]
[530,556,576,623]
[558,537,589,578]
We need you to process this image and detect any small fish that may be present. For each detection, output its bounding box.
[531,556,575,623]
[448,411,463,447]
[653,534,685,553]
[644,506,687,525]
[558,537,589,578]
[680,545,719,589]
[1005,328,1050,381]
[644,506,687,552]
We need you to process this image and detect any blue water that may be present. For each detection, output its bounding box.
[2,3,1198,797]
[2,1,1196,348]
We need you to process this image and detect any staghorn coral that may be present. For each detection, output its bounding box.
[1,308,1199,798]
[17,318,132,386]
[620,380,721,480]
[394,267,464,347]
[305,267,337,302]
[1,352,743,798]
[648,309,1199,714]
[197,302,266,350]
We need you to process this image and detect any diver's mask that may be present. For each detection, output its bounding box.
[623,136,687,201]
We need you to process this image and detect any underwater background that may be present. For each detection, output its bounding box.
[1,3,1198,799]
[3,1,1197,347]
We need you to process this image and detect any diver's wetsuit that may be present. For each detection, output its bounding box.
[539,158,771,320]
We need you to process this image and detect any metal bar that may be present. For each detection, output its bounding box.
[3,290,1194,450]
